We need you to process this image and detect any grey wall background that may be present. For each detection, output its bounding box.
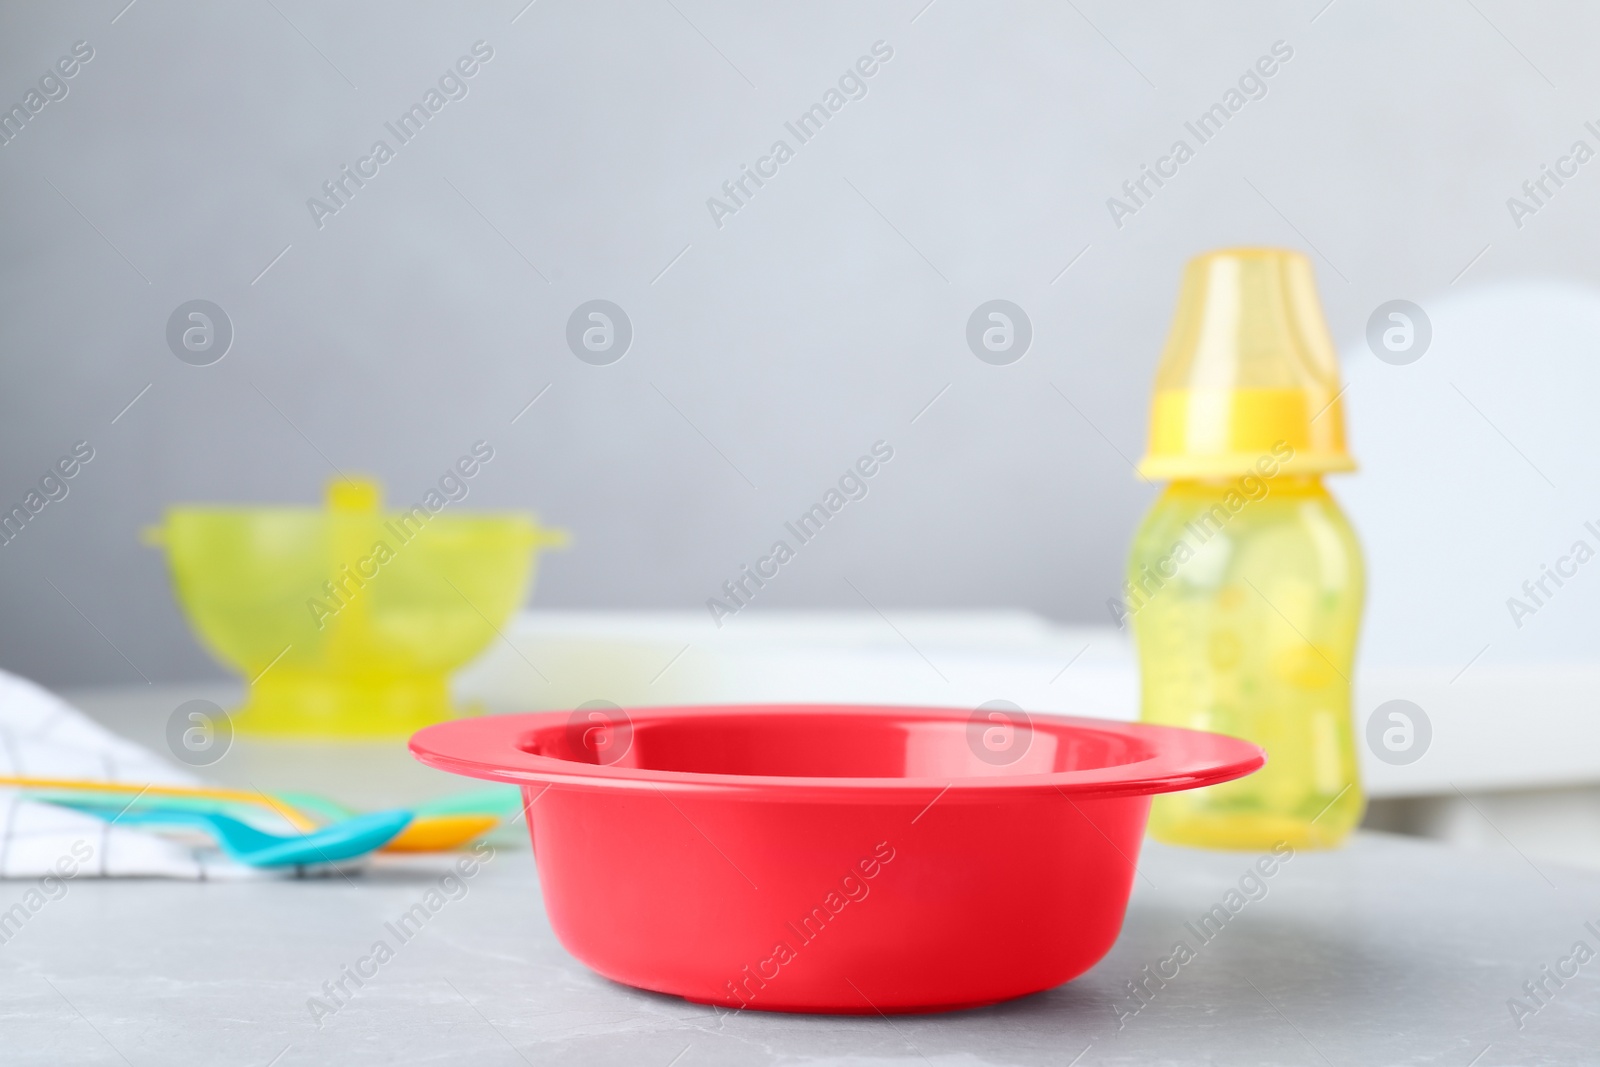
[3,0,1599,687]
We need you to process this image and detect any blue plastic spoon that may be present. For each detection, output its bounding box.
[58,801,412,868]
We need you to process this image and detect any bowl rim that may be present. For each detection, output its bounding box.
[409,704,1265,801]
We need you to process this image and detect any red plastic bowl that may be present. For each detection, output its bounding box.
[410,704,1263,1014]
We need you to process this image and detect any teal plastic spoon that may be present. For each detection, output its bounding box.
[58,801,412,868]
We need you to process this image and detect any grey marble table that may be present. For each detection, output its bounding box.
[1,687,1596,1065]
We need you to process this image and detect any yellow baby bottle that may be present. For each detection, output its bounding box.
[1122,247,1365,850]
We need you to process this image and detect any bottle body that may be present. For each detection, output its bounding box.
[1126,474,1365,849]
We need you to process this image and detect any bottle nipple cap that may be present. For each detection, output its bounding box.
[1138,247,1355,480]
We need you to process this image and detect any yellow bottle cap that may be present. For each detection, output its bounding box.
[1138,247,1355,480]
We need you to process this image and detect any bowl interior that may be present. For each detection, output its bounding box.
[523,711,1152,779]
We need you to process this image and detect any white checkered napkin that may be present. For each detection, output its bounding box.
[0,793,217,879]
[0,669,190,784]
[0,669,259,880]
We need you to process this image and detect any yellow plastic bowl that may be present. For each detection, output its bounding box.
[148,478,567,738]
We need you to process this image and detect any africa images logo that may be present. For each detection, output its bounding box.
[705,41,894,229]
[305,42,495,229]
